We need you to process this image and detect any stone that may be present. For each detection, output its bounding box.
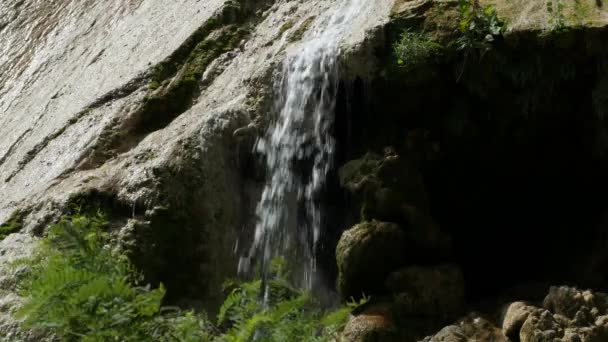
[424,315,507,342]
[520,309,564,342]
[543,286,608,320]
[339,149,430,225]
[339,149,452,262]
[387,264,464,318]
[336,221,408,300]
[502,301,540,339]
[341,303,400,342]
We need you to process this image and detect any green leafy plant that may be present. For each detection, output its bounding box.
[215,257,367,342]
[456,0,505,54]
[15,213,210,341]
[393,31,443,71]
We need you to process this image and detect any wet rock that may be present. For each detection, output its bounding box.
[341,303,400,342]
[387,264,464,318]
[336,221,407,300]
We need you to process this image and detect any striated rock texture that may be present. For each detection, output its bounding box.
[0,0,394,331]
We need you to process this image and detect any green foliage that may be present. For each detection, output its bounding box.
[16,213,210,341]
[456,0,505,54]
[393,31,443,70]
[215,258,367,342]
[14,215,366,341]
[0,211,24,241]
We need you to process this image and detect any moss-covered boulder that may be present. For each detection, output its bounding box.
[339,148,429,225]
[336,221,408,300]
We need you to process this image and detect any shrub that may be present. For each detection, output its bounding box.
[15,213,210,342]
[456,0,505,54]
[393,31,443,71]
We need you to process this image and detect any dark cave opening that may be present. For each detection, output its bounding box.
[322,30,608,306]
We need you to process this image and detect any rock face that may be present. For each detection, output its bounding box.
[0,234,47,341]
[0,0,394,304]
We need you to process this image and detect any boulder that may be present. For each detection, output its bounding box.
[502,301,540,339]
[520,309,564,342]
[423,316,507,342]
[336,221,407,300]
[341,303,400,342]
[387,264,464,318]
[339,149,452,261]
[339,148,429,224]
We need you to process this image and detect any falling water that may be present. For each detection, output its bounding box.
[241,0,370,289]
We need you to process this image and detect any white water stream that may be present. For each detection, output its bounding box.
[242,0,370,289]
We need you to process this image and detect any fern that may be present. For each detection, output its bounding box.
[15,213,209,341]
[215,265,367,342]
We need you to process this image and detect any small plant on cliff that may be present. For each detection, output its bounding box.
[15,213,210,341]
[456,0,505,54]
[0,211,24,241]
[393,30,443,71]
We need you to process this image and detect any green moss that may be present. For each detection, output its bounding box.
[278,20,295,37]
[288,16,316,43]
[0,210,25,241]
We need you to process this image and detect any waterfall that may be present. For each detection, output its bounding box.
[241,0,369,289]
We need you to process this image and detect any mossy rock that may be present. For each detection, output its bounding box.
[339,149,429,225]
[336,221,408,301]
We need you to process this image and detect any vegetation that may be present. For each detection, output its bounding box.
[14,213,363,341]
[0,211,24,241]
[216,258,363,342]
[456,0,505,54]
[15,213,210,341]
[393,31,443,71]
